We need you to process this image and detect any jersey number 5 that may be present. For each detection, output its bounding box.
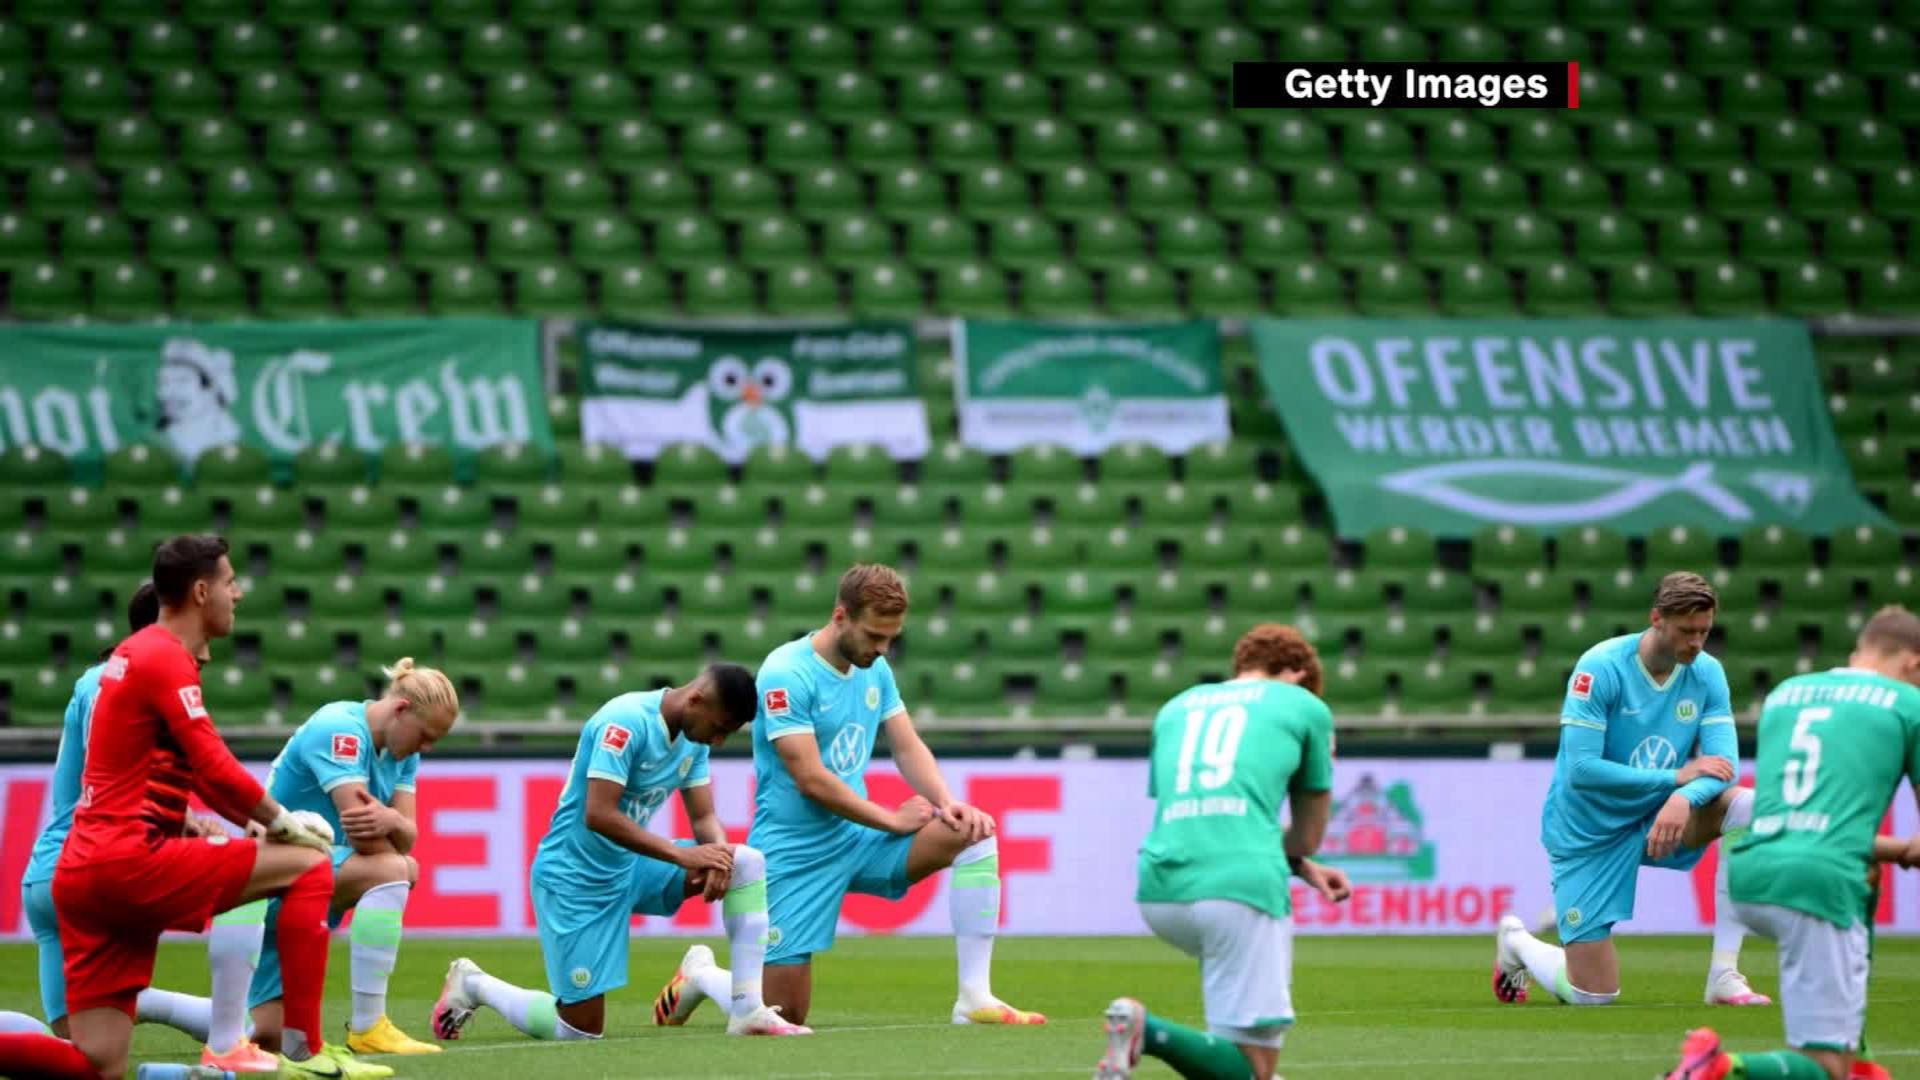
[1173,704,1247,794]
[1782,706,1830,807]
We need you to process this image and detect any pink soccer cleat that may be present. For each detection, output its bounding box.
[430,957,482,1041]
[726,1004,812,1036]
[200,1037,279,1074]
[1665,1028,1734,1080]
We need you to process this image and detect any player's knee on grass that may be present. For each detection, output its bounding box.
[555,996,606,1038]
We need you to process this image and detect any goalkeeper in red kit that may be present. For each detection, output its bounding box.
[0,535,390,1080]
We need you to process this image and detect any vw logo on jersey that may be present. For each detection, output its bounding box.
[1628,736,1679,770]
[1675,699,1698,724]
[826,724,869,776]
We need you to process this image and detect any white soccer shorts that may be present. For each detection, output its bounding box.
[1734,900,1870,1052]
[1139,899,1294,1047]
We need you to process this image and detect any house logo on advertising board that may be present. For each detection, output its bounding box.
[1315,775,1437,882]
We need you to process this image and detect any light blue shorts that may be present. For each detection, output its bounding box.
[760,821,913,966]
[249,845,356,1009]
[22,879,64,1024]
[530,851,690,1005]
[1550,820,1708,944]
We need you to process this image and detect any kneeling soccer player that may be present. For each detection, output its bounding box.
[239,656,460,1058]
[1666,606,1920,1080]
[1095,623,1352,1080]
[433,663,809,1042]
[1495,572,1767,1010]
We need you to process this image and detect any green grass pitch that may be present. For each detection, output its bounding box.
[3,934,1916,1078]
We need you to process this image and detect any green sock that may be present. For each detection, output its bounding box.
[1142,1013,1256,1080]
[1729,1051,1831,1079]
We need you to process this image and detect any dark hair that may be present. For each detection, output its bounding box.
[1232,623,1325,697]
[837,563,908,620]
[1652,571,1717,616]
[706,663,759,730]
[1858,605,1920,656]
[127,581,159,632]
[151,534,230,607]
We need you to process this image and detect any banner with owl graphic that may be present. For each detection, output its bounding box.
[578,322,930,463]
[953,320,1230,454]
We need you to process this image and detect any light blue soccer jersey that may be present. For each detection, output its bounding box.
[1541,633,1735,853]
[22,665,105,886]
[749,635,907,849]
[264,701,420,841]
[533,690,711,890]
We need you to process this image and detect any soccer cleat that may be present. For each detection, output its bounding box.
[1093,997,1145,1080]
[201,1037,279,1073]
[1704,969,1771,1006]
[430,957,482,1041]
[1491,914,1529,1005]
[952,995,1048,1026]
[1663,1028,1733,1080]
[1850,1060,1892,1080]
[277,1044,393,1079]
[652,944,715,1026]
[345,1015,441,1054]
[726,1004,813,1036]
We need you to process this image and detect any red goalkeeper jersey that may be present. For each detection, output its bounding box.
[60,624,264,862]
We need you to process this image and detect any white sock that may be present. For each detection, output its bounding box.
[722,845,769,1017]
[691,964,733,1007]
[349,881,410,1033]
[282,1024,312,1061]
[208,900,267,1051]
[1711,788,1756,975]
[950,836,1000,1002]
[554,1017,599,1041]
[136,987,211,1044]
[468,971,564,1040]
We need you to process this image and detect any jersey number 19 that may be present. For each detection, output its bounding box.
[1173,705,1247,794]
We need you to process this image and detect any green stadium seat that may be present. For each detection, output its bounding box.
[1693,261,1768,316]
[1576,213,1647,268]
[1645,525,1719,572]
[1776,261,1850,318]
[1022,262,1097,319]
[849,262,923,318]
[1788,165,1861,222]
[1609,261,1683,315]
[61,211,135,271]
[57,65,130,126]
[8,260,83,321]
[933,261,1010,317]
[1861,263,1920,315]
[339,263,414,318]
[1740,214,1816,271]
[90,260,165,321]
[1523,260,1598,316]
[767,262,843,318]
[517,263,588,316]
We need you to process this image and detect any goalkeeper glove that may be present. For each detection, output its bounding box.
[266,810,333,853]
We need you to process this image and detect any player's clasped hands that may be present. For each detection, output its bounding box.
[890,795,938,834]
[937,801,997,843]
[675,841,735,881]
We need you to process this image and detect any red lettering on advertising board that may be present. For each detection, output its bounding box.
[962,775,1061,925]
[1291,884,1509,928]
[409,778,499,928]
[0,779,47,932]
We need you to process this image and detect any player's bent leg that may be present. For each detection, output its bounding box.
[65,1006,136,1080]
[1496,917,1621,1005]
[761,962,813,1027]
[1561,938,1623,1001]
[23,880,69,1038]
[897,825,1044,1026]
[332,850,437,1055]
[431,956,588,1042]
[1690,788,1768,1006]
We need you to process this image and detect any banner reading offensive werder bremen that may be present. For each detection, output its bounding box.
[0,320,548,469]
[1250,319,1892,538]
[953,320,1229,454]
[579,321,928,462]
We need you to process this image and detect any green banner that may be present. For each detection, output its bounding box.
[579,321,928,462]
[954,320,1229,454]
[0,320,548,471]
[1249,318,1890,538]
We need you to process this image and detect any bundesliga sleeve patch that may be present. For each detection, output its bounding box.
[177,685,208,719]
[1569,672,1594,700]
[330,733,360,762]
[764,688,791,717]
[599,723,631,753]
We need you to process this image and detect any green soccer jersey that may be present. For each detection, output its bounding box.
[1135,677,1335,920]
[1729,666,1920,929]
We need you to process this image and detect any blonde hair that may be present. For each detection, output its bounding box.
[383,657,460,722]
[837,563,909,619]
[1858,605,1920,656]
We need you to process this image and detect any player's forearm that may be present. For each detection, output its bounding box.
[246,794,287,829]
[1871,834,1920,867]
[585,807,685,866]
[1678,725,1738,807]
[685,809,726,846]
[796,770,899,831]
[1567,756,1677,798]
[176,717,268,821]
[386,815,417,854]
